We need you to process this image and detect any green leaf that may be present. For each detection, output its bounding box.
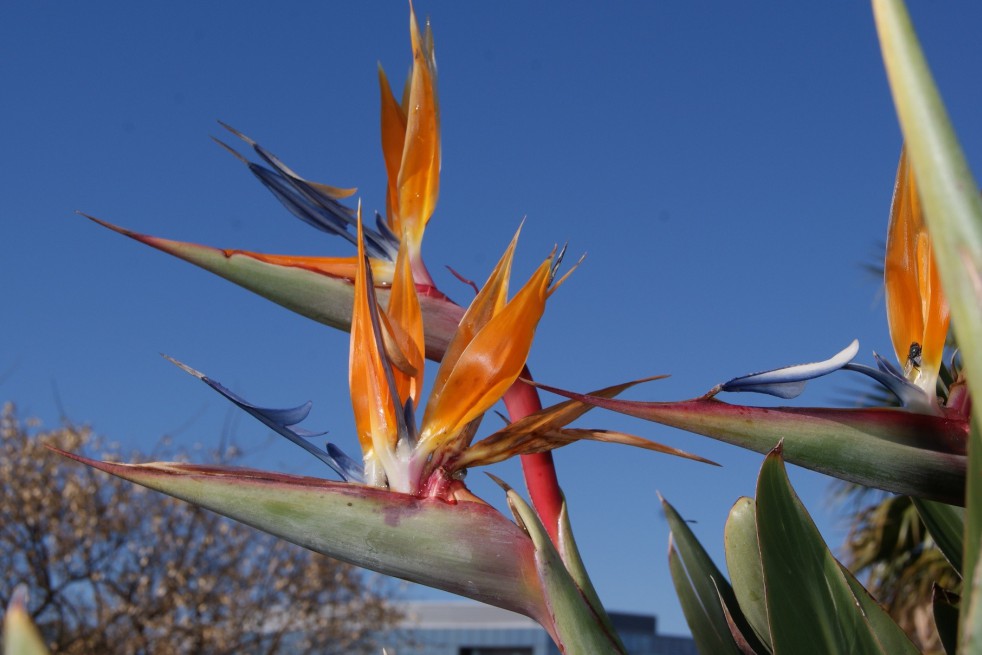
[500,481,624,654]
[912,497,964,575]
[839,565,920,655]
[83,216,464,360]
[725,466,916,654]
[556,503,626,651]
[54,450,551,625]
[933,586,960,655]
[669,542,740,655]
[873,0,982,428]
[960,418,982,650]
[661,496,747,654]
[724,497,771,651]
[756,447,887,654]
[535,386,966,504]
[3,587,50,655]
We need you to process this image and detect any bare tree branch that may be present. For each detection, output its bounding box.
[0,403,401,654]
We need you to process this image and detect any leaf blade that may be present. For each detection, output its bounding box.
[536,386,967,504]
[83,216,464,360]
[501,481,625,654]
[756,448,886,655]
[724,497,771,651]
[53,450,550,624]
[662,496,745,655]
[912,497,964,575]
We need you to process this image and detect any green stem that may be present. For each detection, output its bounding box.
[872,0,982,646]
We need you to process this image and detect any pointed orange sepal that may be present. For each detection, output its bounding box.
[349,210,401,477]
[884,147,950,390]
[384,239,425,406]
[394,6,440,256]
[420,241,568,451]
[306,180,358,201]
[428,227,519,399]
[455,376,716,469]
[378,62,408,226]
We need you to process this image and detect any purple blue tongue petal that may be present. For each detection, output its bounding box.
[163,355,364,482]
[720,340,860,399]
[843,353,932,410]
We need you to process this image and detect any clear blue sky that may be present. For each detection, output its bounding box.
[5,1,982,636]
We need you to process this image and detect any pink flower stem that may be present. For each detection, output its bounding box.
[504,367,562,545]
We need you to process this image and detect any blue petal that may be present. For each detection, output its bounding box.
[250,142,360,228]
[374,211,399,249]
[248,165,355,237]
[216,124,399,261]
[325,443,366,483]
[246,399,313,428]
[873,351,905,378]
[289,427,325,440]
[251,163,397,261]
[163,356,360,482]
[843,357,929,409]
[720,340,860,399]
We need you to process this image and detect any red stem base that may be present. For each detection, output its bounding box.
[504,368,563,545]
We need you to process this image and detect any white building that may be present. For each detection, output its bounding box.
[381,601,697,655]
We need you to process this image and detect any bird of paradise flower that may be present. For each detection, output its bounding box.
[64,7,716,652]
[79,6,586,527]
[536,148,969,505]
[57,214,709,652]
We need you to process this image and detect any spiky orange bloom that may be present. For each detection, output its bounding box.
[695,148,954,415]
[350,211,406,487]
[420,241,568,454]
[384,234,425,407]
[348,217,570,495]
[884,147,950,397]
[380,7,440,277]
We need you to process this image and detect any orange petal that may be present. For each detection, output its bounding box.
[427,227,519,406]
[455,376,670,468]
[378,63,408,228]
[420,248,567,450]
[384,239,425,406]
[306,180,358,201]
[395,6,440,254]
[349,210,401,474]
[460,427,716,468]
[884,147,950,387]
[376,309,419,380]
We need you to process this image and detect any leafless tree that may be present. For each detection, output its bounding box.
[0,403,400,654]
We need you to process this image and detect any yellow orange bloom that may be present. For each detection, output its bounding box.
[348,218,570,495]
[350,210,405,487]
[384,232,425,407]
[884,147,950,396]
[420,239,567,455]
[378,6,440,283]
